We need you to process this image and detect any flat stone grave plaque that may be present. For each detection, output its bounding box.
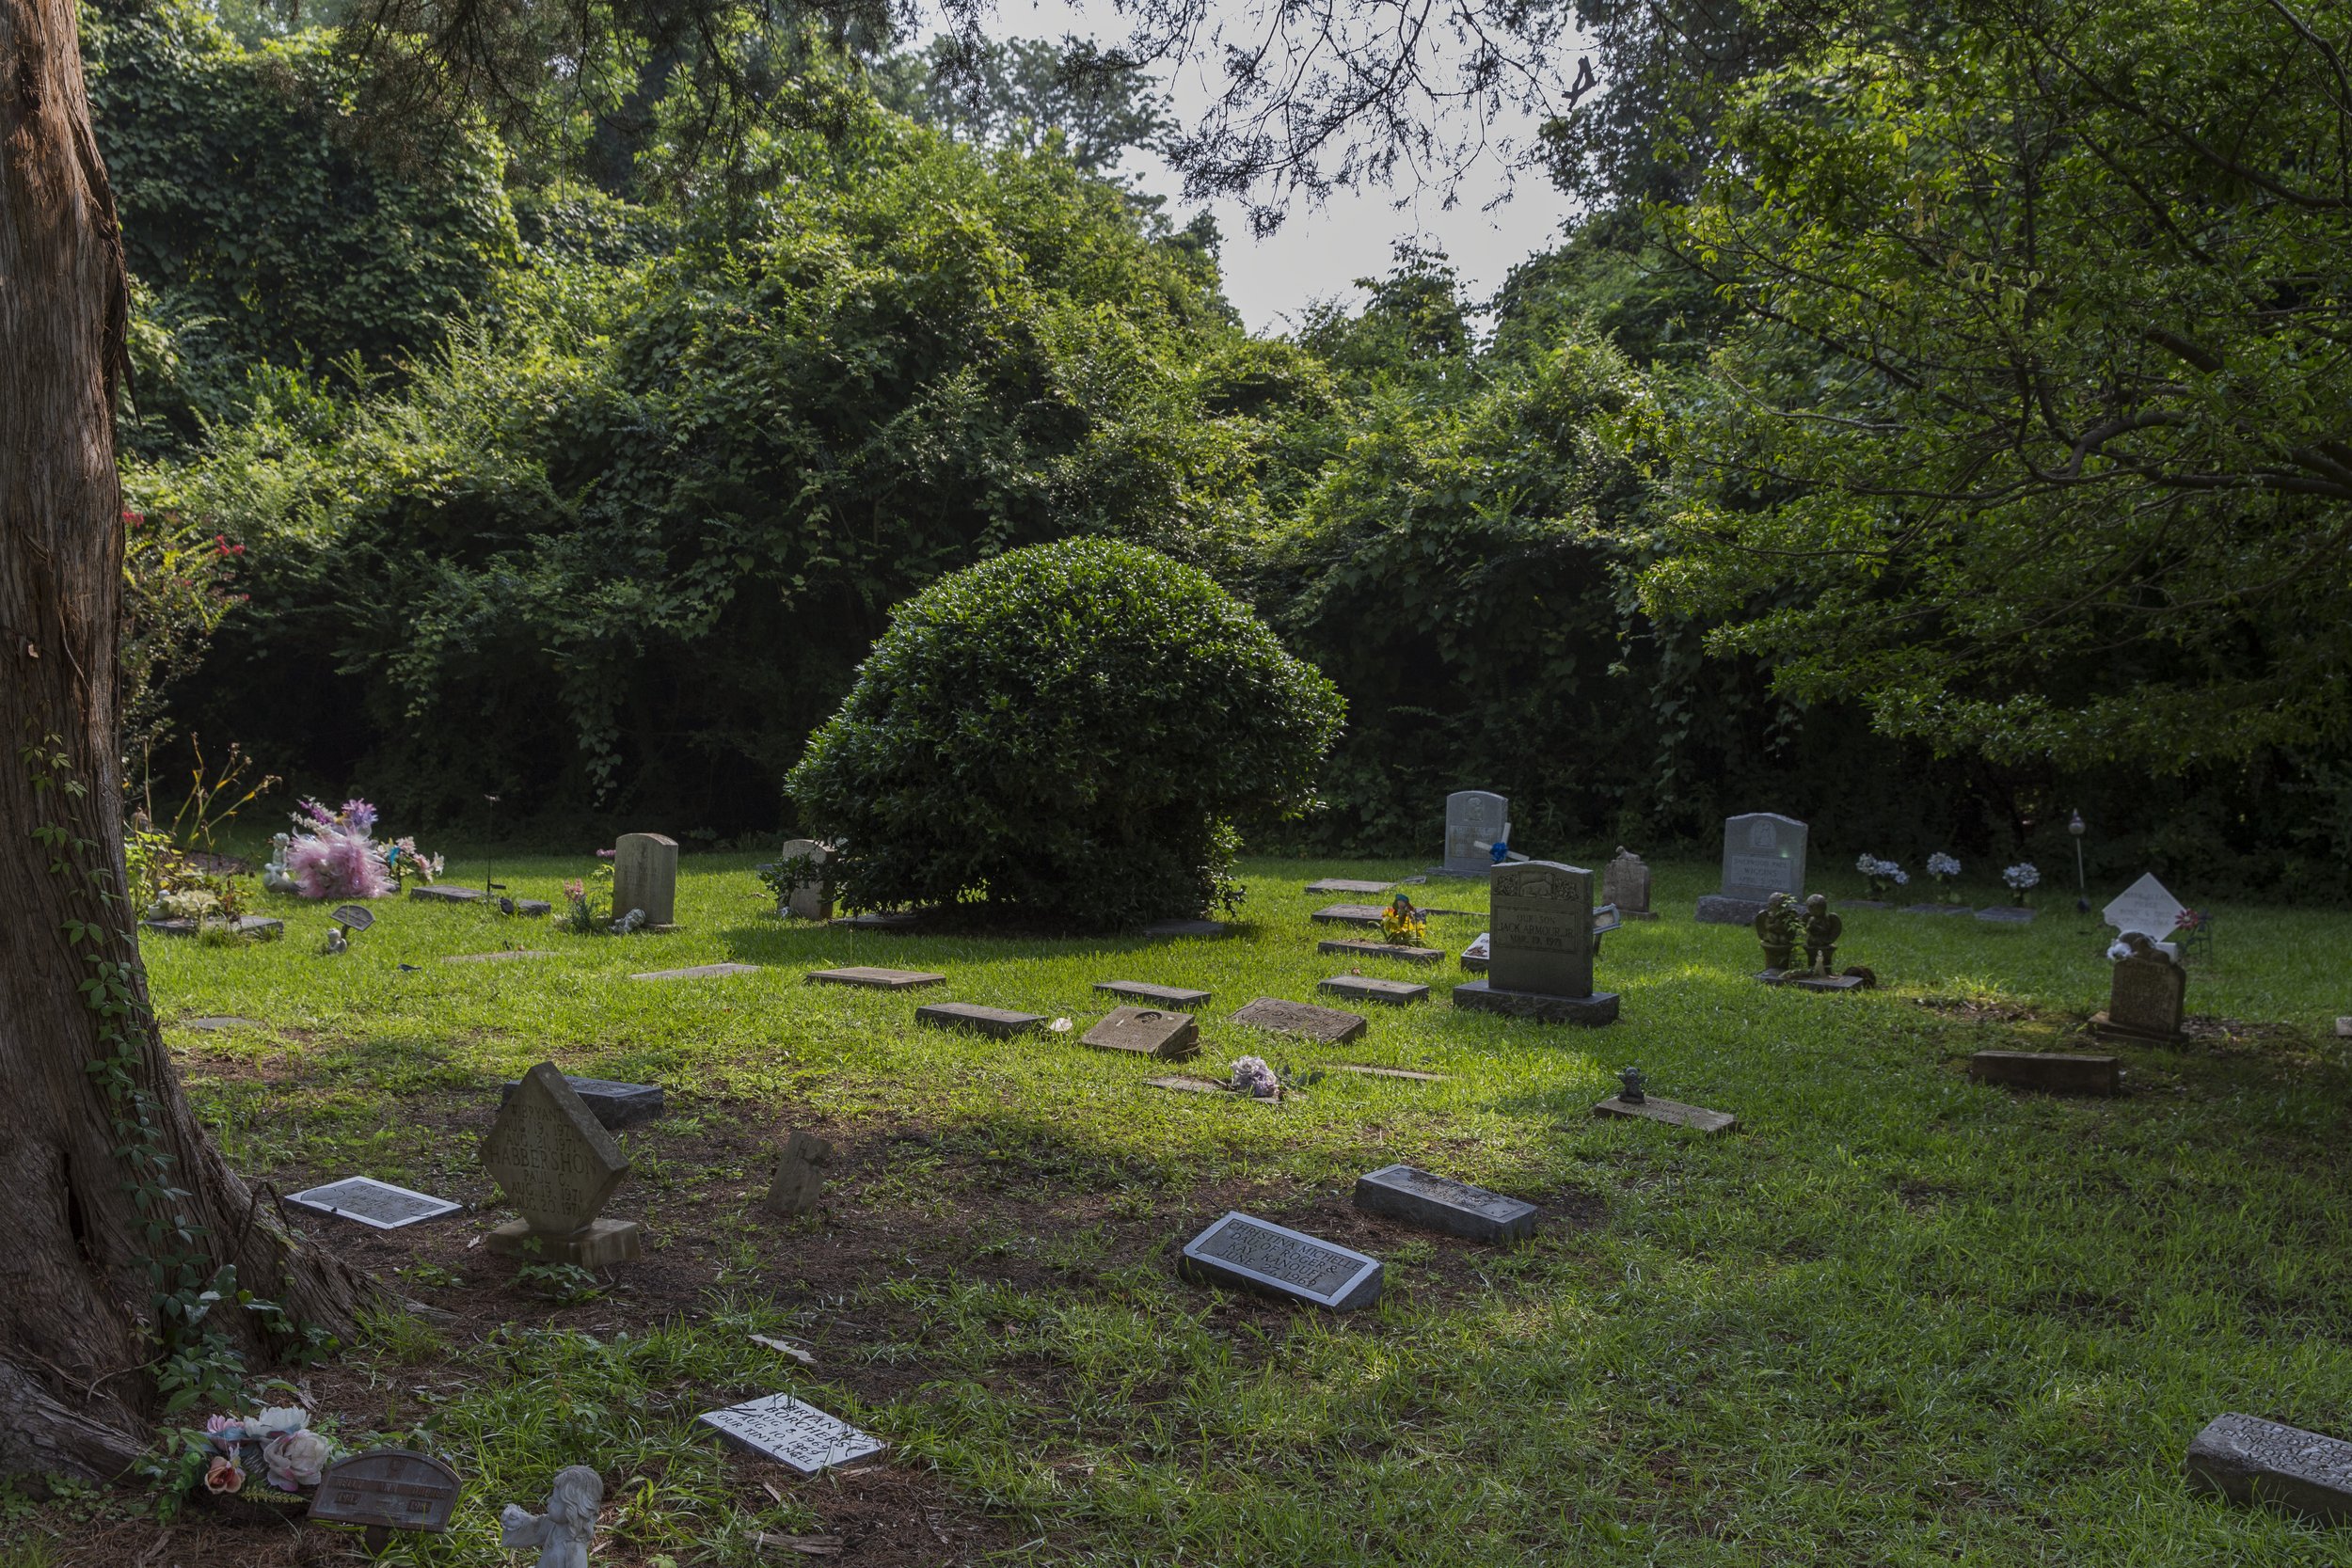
[1318,939,1442,965]
[1082,1006,1200,1059]
[1141,919,1238,939]
[504,897,553,917]
[140,914,283,940]
[1442,790,1508,878]
[287,1177,461,1230]
[500,1074,664,1130]
[409,885,485,904]
[1899,903,1972,916]
[1968,1051,2120,1096]
[1841,899,1891,911]
[1332,1064,1448,1083]
[700,1394,885,1476]
[185,1016,259,1031]
[1306,879,1394,895]
[1354,1164,1536,1243]
[1096,980,1212,1007]
[1310,904,1389,927]
[632,962,759,981]
[832,909,923,930]
[1975,907,2036,924]
[2105,872,2186,939]
[1592,1094,1736,1134]
[612,832,680,927]
[1179,1212,1383,1310]
[481,1062,640,1266]
[1231,996,1368,1044]
[1757,970,1866,993]
[765,1131,834,1218]
[1319,975,1429,1006]
[806,967,946,990]
[2185,1412,2352,1521]
[1145,1074,1240,1097]
[444,949,555,964]
[309,1449,462,1548]
[916,1002,1046,1039]
[2336,1016,2351,1039]
[1460,932,1488,974]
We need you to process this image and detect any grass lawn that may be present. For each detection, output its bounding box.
[8,853,2351,1567]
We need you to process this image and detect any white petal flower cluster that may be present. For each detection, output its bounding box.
[2003,862,2040,890]
[1927,852,1962,879]
[1856,854,1909,885]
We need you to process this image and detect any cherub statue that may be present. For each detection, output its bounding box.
[1802,894,1842,974]
[501,1465,603,1568]
[1753,893,1801,971]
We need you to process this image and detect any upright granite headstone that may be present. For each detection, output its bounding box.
[1453,861,1618,1025]
[1441,791,1508,877]
[2094,935,2186,1041]
[1696,813,1807,924]
[773,838,834,921]
[611,832,679,927]
[764,1131,834,1218]
[1603,847,1656,920]
[481,1062,641,1265]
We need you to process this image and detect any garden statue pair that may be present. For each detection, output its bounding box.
[1755,892,1841,974]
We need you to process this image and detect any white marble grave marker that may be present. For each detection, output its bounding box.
[700,1394,884,1475]
[287,1177,461,1230]
[2104,873,2186,940]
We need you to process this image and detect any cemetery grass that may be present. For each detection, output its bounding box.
[10,860,2352,1566]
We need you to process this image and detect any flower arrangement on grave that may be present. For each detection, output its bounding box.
[561,863,615,934]
[167,1405,341,1508]
[1230,1055,1280,1100]
[283,798,441,900]
[2003,862,2040,906]
[2172,907,2207,934]
[1927,851,1963,902]
[1380,894,1428,945]
[1855,854,1909,898]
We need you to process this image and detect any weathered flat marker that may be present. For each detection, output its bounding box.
[1756,969,1866,992]
[700,1394,884,1476]
[184,1016,260,1032]
[409,885,485,904]
[1305,879,1394,895]
[1146,1074,1233,1097]
[286,1177,461,1230]
[632,962,759,981]
[1179,1212,1382,1310]
[1096,979,1213,1007]
[831,910,923,930]
[141,914,283,940]
[1141,919,1238,940]
[1317,939,1442,965]
[2337,1016,2351,1039]
[443,949,555,964]
[309,1449,462,1551]
[1967,1050,2121,1096]
[500,1073,664,1130]
[1354,1164,1535,1243]
[805,967,946,990]
[1331,1064,1448,1083]
[1231,996,1368,1044]
[1310,904,1389,927]
[1975,906,2037,924]
[1319,975,1430,1006]
[2185,1413,2352,1521]
[1082,1006,1200,1059]
[1592,1094,1736,1134]
[916,1002,1046,1039]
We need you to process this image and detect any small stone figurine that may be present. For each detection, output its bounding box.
[1802,894,1843,974]
[1617,1067,1646,1103]
[1753,893,1801,971]
[501,1465,603,1568]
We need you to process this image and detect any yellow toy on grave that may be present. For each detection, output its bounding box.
[1381,892,1429,945]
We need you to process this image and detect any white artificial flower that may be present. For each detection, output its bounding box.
[1928,852,1961,879]
[2004,862,2040,890]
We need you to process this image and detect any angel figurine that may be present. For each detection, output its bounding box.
[501,1465,603,1568]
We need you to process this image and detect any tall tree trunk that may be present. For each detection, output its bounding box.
[2,0,363,1482]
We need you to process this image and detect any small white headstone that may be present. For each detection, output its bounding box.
[287,1177,461,1230]
[2103,873,2185,939]
[700,1394,884,1475]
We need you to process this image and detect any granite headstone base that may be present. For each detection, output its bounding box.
[2185,1413,2352,1521]
[500,1074,664,1131]
[2088,1010,2184,1044]
[1695,895,1770,925]
[485,1217,642,1266]
[1453,980,1619,1026]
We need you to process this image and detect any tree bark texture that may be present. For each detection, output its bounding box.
[2,0,361,1481]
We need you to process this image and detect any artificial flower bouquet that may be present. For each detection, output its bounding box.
[280,798,442,900]
[171,1405,340,1513]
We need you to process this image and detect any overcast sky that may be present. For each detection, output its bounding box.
[926,0,1584,334]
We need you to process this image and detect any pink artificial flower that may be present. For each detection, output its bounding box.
[564,879,584,901]
[205,1455,245,1494]
[262,1428,333,1489]
[596,848,615,860]
[203,1414,247,1450]
[287,831,393,900]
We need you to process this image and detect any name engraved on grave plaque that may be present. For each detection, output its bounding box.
[1193,1220,1365,1296]
[1381,1167,1521,1217]
[700,1394,884,1475]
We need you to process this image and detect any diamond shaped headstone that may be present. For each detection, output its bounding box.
[481,1062,630,1235]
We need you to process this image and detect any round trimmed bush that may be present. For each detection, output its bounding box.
[786,539,1344,928]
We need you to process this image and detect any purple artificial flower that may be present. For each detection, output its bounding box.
[1230,1055,1279,1099]
[294,798,338,829]
[340,799,378,837]
[287,831,393,900]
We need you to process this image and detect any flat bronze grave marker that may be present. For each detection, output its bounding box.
[1231,996,1368,1044]
[1305,879,1395,895]
[1310,904,1389,927]
[1968,1050,2121,1096]
[806,967,946,990]
[2185,1413,2352,1521]
[1179,1212,1382,1310]
[1331,1064,1448,1083]
[309,1449,462,1551]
